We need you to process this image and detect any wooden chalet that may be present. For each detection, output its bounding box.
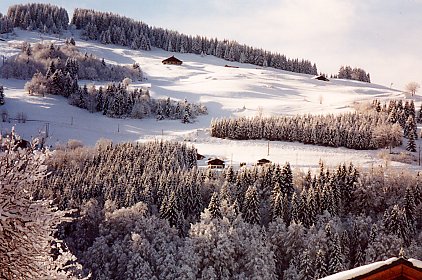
[321,257,422,280]
[314,75,330,81]
[257,158,271,166]
[207,158,225,169]
[162,55,183,65]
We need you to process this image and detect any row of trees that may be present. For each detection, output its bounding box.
[0,12,13,34]
[6,3,69,33]
[24,65,206,122]
[210,112,402,150]
[31,140,422,279]
[1,41,142,81]
[71,8,318,75]
[372,99,418,152]
[335,66,371,83]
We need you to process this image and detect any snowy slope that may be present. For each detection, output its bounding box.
[1,30,417,171]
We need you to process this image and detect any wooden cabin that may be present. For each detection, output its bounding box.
[314,75,330,81]
[162,55,183,65]
[321,257,422,280]
[257,158,271,166]
[207,158,225,169]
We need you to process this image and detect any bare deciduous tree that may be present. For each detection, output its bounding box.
[405,82,420,96]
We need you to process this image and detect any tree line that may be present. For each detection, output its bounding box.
[28,139,422,279]
[2,3,378,81]
[1,41,142,81]
[71,8,318,75]
[372,99,418,152]
[6,3,68,33]
[0,12,12,34]
[210,112,402,150]
[331,66,371,83]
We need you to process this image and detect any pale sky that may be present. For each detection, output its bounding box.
[1,0,422,90]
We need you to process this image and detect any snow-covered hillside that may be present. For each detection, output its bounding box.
[0,30,417,170]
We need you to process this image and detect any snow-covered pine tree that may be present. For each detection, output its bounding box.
[0,85,4,105]
[313,249,328,278]
[0,135,80,279]
[208,192,222,219]
[406,130,417,152]
[404,187,416,234]
[242,185,261,224]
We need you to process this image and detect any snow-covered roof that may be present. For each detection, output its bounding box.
[320,257,422,280]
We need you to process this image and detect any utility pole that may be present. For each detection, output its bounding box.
[71,116,73,126]
[117,123,120,133]
[267,140,270,156]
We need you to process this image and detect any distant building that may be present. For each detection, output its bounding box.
[207,158,225,169]
[321,257,422,280]
[314,75,330,81]
[257,158,271,166]
[197,153,206,160]
[162,55,183,65]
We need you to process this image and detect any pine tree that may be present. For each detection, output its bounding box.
[298,249,314,280]
[404,187,416,234]
[417,103,422,123]
[242,186,261,224]
[406,130,417,152]
[281,162,294,197]
[383,205,411,245]
[208,192,222,219]
[0,85,4,105]
[328,233,345,274]
[314,249,328,279]
[161,191,181,228]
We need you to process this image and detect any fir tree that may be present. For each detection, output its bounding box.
[0,85,4,105]
[208,192,222,219]
[242,186,261,224]
[406,130,417,152]
[314,249,328,279]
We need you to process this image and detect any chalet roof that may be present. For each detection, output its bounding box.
[321,257,422,280]
[207,158,225,165]
[258,158,271,163]
[314,75,330,81]
[162,55,182,64]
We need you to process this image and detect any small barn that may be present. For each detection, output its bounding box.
[257,158,271,166]
[207,158,225,169]
[314,75,330,81]
[162,55,183,65]
[197,153,206,160]
[321,257,422,280]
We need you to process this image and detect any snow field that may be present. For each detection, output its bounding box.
[1,30,419,171]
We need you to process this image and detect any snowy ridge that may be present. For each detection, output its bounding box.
[409,258,422,268]
[1,30,417,171]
